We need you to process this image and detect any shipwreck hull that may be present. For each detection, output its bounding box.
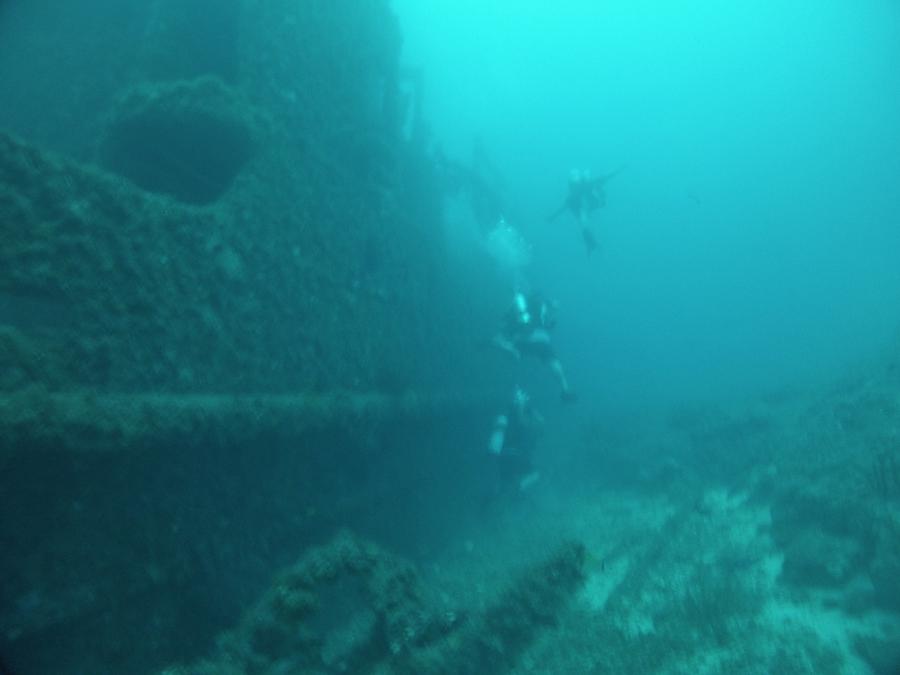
[0,2,508,673]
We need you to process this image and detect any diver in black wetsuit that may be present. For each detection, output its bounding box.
[493,290,575,402]
[548,166,625,254]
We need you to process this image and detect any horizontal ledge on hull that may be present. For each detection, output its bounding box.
[0,388,501,454]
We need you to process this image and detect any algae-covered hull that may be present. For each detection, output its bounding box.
[0,2,506,673]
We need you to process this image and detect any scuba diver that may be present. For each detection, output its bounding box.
[547,166,626,254]
[487,387,544,495]
[493,290,576,402]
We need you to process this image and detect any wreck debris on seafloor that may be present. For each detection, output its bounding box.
[159,531,586,675]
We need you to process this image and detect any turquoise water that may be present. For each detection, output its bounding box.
[395,0,900,413]
[1,2,899,673]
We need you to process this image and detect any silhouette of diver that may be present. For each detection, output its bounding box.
[487,387,544,496]
[548,165,626,254]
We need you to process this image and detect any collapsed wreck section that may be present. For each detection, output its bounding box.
[156,532,586,675]
[0,1,509,674]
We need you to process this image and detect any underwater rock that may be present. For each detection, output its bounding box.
[770,484,878,589]
[159,530,452,674]
[156,533,586,675]
[100,77,259,204]
[854,633,900,675]
[780,528,862,587]
[402,540,587,675]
